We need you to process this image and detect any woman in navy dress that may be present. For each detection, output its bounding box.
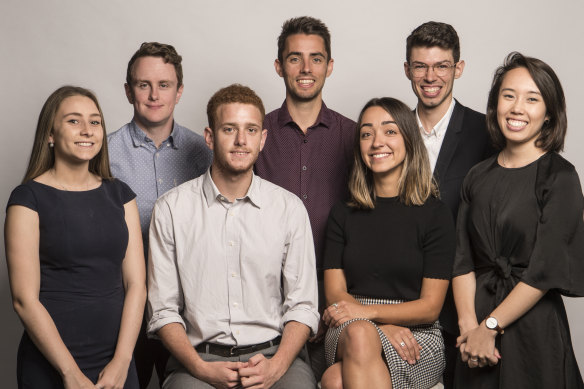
[5,86,146,389]
[452,53,584,388]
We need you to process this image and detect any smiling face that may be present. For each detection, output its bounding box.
[125,56,183,131]
[205,103,267,177]
[497,67,549,149]
[405,46,464,114]
[275,34,333,103]
[49,95,104,165]
[359,106,406,181]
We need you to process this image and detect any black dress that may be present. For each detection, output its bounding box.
[323,196,455,388]
[452,152,584,388]
[8,179,139,389]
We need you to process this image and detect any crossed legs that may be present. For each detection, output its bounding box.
[321,320,391,389]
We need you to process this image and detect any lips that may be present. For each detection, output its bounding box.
[506,119,528,130]
[297,79,315,88]
[421,85,441,97]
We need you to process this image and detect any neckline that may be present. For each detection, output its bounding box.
[30,179,104,193]
[496,151,548,171]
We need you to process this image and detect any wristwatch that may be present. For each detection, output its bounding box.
[485,316,504,334]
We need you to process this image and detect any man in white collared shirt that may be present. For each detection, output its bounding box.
[148,84,319,389]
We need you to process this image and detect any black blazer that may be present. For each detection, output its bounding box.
[428,100,495,334]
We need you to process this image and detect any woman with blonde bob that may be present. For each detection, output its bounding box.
[5,86,146,388]
[321,97,455,389]
[452,52,584,388]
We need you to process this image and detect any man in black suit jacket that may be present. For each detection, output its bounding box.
[404,21,494,388]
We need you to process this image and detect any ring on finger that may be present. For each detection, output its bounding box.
[399,341,406,347]
[470,357,478,362]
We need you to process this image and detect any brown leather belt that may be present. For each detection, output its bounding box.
[195,336,281,357]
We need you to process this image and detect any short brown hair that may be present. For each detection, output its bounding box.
[406,21,460,63]
[23,86,112,183]
[486,52,567,152]
[277,16,331,63]
[349,97,438,209]
[126,42,183,87]
[206,84,265,130]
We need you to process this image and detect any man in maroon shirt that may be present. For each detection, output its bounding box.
[254,16,356,382]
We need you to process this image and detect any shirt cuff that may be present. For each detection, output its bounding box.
[282,306,320,336]
[147,312,186,339]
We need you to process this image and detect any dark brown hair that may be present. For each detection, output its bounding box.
[406,21,460,63]
[126,42,183,87]
[486,52,567,152]
[277,16,331,63]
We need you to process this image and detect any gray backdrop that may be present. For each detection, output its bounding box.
[1,0,582,386]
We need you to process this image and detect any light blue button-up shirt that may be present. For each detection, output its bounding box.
[108,120,212,250]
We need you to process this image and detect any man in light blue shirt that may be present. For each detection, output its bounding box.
[108,42,212,389]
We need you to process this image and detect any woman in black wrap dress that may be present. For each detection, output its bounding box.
[452,52,584,388]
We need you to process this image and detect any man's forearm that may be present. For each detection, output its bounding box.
[269,320,310,377]
[157,322,204,377]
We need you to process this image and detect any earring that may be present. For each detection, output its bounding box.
[49,142,54,148]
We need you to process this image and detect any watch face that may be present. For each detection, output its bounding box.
[486,317,498,329]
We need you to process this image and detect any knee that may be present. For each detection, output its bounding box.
[321,364,342,389]
[339,321,380,359]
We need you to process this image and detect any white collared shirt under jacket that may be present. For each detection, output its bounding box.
[417,98,456,173]
[147,169,319,347]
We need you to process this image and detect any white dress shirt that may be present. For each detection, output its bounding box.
[147,169,319,347]
[416,99,456,172]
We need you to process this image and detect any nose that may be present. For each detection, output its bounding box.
[300,57,311,74]
[149,85,159,101]
[235,129,247,146]
[423,65,438,82]
[80,120,93,136]
[372,132,383,148]
[511,97,525,114]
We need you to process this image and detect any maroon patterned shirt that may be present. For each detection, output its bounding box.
[255,101,356,272]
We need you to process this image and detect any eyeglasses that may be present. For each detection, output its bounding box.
[409,62,458,77]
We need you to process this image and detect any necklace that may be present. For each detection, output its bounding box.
[50,168,91,191]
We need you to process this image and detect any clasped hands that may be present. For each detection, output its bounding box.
[457,322,501,369]
[199,353,283,389]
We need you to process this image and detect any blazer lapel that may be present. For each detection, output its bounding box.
[434,101,465,183]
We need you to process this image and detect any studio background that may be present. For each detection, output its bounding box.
[1,0,582,386]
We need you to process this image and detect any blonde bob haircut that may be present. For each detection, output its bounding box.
[23,86,112,183]
[349,97,438,209]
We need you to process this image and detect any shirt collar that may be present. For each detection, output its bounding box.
[276,100,333,131]
[202,169,262,208]
[416,98,456,139]
[129,120,180,149]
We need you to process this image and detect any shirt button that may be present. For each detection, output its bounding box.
[303,139,308,143]
[302,166,307,171]
[236,330,240,335]
[229,241,234,246]
[231,272,237,278]
[233,302,238,307]
[158,178,163,184]
[303,194,307,199]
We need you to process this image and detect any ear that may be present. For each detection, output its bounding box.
[48,133,54,144]
[259,129,268,152]
[204,127,214,150]
[326,58,334,78]
[454,60,465,80]
[275,59,284,78]
[404,62,412,80]
[175,84,184,104]
[124,83,134,104]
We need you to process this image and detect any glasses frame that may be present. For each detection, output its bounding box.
[408,61,458,77]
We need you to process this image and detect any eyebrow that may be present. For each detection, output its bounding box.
[411,60,453,65]
[63,112,101,118]
[360,120,396,128]
[501,87,542,95]
[222,122,261,128]
[286,51,326,58]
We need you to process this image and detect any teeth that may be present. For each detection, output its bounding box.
[298,80,314,84]
[423,87,440,93]
[507,119,527,127]
[76,142,93,146]
[372,153,390,159]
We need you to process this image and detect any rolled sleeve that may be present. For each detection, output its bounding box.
[147,198,186,337]
[280,199,320,335]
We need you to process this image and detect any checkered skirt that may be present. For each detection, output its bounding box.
[324,295,445,389]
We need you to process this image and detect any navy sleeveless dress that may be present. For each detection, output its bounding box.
[8,179,139,388]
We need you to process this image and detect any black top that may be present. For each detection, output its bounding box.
[8,179,139,387]
[452,152,584,388]
[323,196,455,301]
